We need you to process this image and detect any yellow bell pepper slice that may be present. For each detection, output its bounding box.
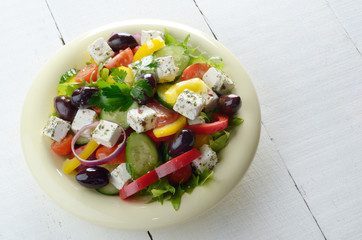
[133,37,165,62]
[153,116,187,138]
[63,139,99,174]
[106,66,134,86]
[164,78,207,105]
[193,134,212,149]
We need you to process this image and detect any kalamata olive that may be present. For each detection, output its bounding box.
[54,96,77,122]
[168,129,195,158]
[218,94,242,116]
[75,166,110,189]
[70,86,99,108]
[107,32,138,52]
[132,73,157,105]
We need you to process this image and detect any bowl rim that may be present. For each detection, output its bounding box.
[21,19,261,230]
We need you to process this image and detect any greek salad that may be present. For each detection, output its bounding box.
[43,29,243,210]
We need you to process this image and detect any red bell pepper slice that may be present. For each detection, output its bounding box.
[144,130,175,142]
[119,148,202,199]
[186,113,229,135]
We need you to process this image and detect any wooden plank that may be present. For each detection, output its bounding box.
[46,0,213,43]
[326,0,362,54]
[151,127,325,240]
[195,0,362,239]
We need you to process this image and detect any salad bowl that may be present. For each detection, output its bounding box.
[21,19,261,230]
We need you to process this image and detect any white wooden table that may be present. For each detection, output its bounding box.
[2,0,362,239]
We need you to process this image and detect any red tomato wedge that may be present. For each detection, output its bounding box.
[146,102,179,128]
[51,134,73,155]
[96,145,126,164]
[182,63,211,80]
[92,107,101,115]
[186,113,229,135]
[105,47,133,69]
[75,64,98,83]
[167,164,192,184]
[119,148,201,199]
[132,46,140,55]
[144,130,175,142]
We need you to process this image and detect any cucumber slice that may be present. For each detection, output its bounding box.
[126,133,160,179]
[100,101,138,129]
[154,45,190,77]
[96,183,119,195]
[75,136,90,145]
[156,83,174,109]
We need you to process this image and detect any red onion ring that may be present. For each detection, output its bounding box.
[133,33,141,45]
[71,121,127,166]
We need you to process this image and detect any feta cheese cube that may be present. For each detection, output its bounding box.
[127,105,157,133]
[173,89,205,120]
[92,120,123,148]
[200,85,219,112]
[43,116,71,142]
[192,144,218,173]
[87,37,114,65]
[110,163,132,190]
[71,109,98,139]
[202,67,235,94]
[141,30,164,45]
[187,115,206,125]
[155,56,179,83]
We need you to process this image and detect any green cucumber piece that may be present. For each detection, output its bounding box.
[126,133,160,179]
[156,83,174,109]
[75,136,90,145]
[154,45,190,77]
[96,183,119,195]
[100,101,138,129]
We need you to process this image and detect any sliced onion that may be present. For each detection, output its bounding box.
[133,33,141,45]
[71,121,127,166]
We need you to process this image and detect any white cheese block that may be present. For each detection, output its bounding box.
[110,163,132,190]
[202,67,235,94]
[192,144,218,173]
[127,105,157,133]
[187,115,206,125]
[92,120,123,148]
[173,89,205,120]
[71,109,98,139]
[87,37,114,65]
[141,30,164,45]
[200,85,219,112]
[155,56,179,83]
[43,116,71,142]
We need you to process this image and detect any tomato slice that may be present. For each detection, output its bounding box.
[167,164,192,184]
[182,63,211,80]
[51,134,73,155]
[95,145,126,164]
[75,64,98,83]
[92,107,101,115]
[105,47,133,69]
[119,148,201,199]
[146,102,179,128]
[186,113,229,135]
[132,46,140,55]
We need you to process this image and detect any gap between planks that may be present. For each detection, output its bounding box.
[45,0,65,45]
[192,0,328,239]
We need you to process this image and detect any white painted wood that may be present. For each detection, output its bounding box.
[46,0,213,43]
[152,126,325,240]
[195,0,362,239]
[326,0,362,54]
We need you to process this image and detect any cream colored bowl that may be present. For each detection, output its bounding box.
[21,19,260,230]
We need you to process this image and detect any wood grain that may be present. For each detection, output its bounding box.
[196,0,362,239]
